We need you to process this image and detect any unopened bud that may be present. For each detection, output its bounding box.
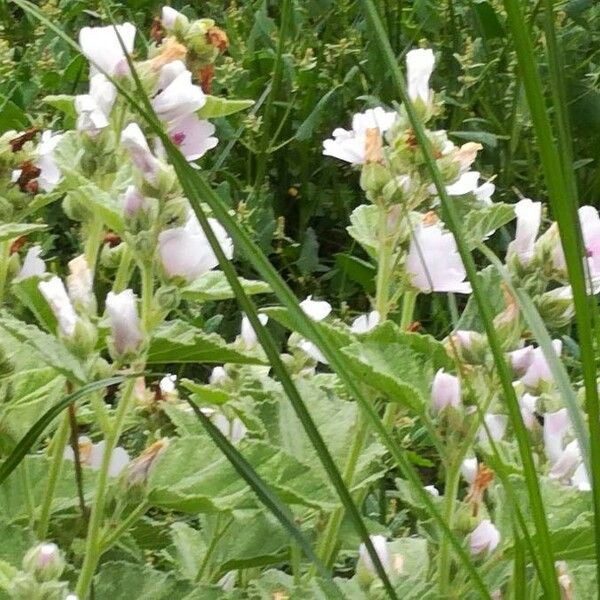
[22,542,65,582]
[127,438,169,487]
[359,162,391,198]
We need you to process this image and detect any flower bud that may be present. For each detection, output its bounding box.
[155,284,181,311]
[121,123,162,184]
[508,198,542,268]
[209,366,230,385]
[105,289,143,357]
[67,255,95,314]
[406,48,435,108]
[9,573,38,600]
[478,413,507,443]
[461,457,478,484]
[446,330,486,364]
[22,543,65,582]
[357,535,391,587]
[39,277,79,338]
[359,161,391,198]
[537,286,574,327]
[431,369,461,413]
[127,438,169,487]
[162,6,190,34]
[240,313,268,349]
[469,519,500,556]
[14,245,46,281]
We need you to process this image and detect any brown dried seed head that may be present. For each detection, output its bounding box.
[9,127,40,152]
[206,26,229,53]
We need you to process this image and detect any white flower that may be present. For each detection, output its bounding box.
[322,107,397,165]
[543,408,571,465]
[15,246,45,281]
[405,221,471,294]
[35,131,63,192]
[358,535,391,575]
[431,369,461,413]
[212,413,247,444]
[240,313,268,349]
[158,214,233,281]
[75,74,117,134]
[520,341,562,388]
[161,6,188,31]
[159,373,177,394]
[300,295,332,321]
[510,199,542,266]
[209,366,229,385]
[121,123,162,183]
[474,180,495,204]
[550,439,581,481]
[64,435,130,478]
[67,255,94,311]
[445,170,480,196]
[424,484,439,496]
[122,185,146,217]
[478,413,508,443]
[39,277,78,337]
[79,23,136,76]
[519,392,539,430]
[153,61,206,123]
[406,48,435,105]
[351,310,380,333]
[461,457,478,484]
[454,142,482,173]
[298,338,328,364]
[167,113,218,161]
[105,289,143,356]
[469,520,500,555]
[572,463,591,491]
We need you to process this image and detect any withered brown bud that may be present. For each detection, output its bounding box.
[199,64,215,94]
[16,161,41,192]
[103,231,121,247]
[10,236,27,254]
[150,17,164,44]
[206,26,229,53]
[9,127,39,153]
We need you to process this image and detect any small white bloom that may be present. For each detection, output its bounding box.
[298,338,328,364]
[519,392,539,430]
[209,366,229,385]
[424,484,439,496]
[15,246,45,281]
[153,61,206,123]
[300,295,332,321]
[39,276,78,337]
[405,221,471,294]
[520,341,562,388]
[550,440,581,481]
[75,74,117,134]
[478,414,508,443]
[212,413,247,444]
[469,519,500,555]
[105,289,143,356]
[240,313,268,349]
[122,185,146,217]
[161,6,188,31]
[67,255,94,311]
[79,23,136,76]
[431,369,461,413]
[510,199,542,266]
[121,123,162,183]
[158,214,233,281]
[445,170,480,196]
[406,48,435,105]
[64,435,130,478]
[159,373,177,394]
[322,107,397,165]
[358,535,391,575]
[543,408,571,465]
[572,463,591,491]
[35,131,63,192]
[351,310,380,333]
[461,457,478,484]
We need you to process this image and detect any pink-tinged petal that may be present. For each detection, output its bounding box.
[469,520,501,555]
[168,114,218,161]
[431,369,461,413]
[153,66,206,122]
[79,23,136,76]
[121,123,161,183]
[105,289,143,356]
[543,408,570,465]
[511,198,542,265]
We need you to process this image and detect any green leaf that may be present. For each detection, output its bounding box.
[64,181,125,233]
[148,436,336,513]
[456,265,504,331]
[0,311,86,383]
[181,271,271,303]
[347,204,379,258]
[0,223,46,242]
[335,253,376,293]
[472,0,505,39]
[341,321,452,412]
[11,276,58,333]
[42,94,76,118]
[450,130,500,148]
[147,320,266,365]
[197,96,254,119]
[180,378,230,405]
[0,521,35,567]
[463,203,515,249]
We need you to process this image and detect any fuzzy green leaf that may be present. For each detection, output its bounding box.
[197,96,254,119]
[0,223,46,242]
[181,271,271,303]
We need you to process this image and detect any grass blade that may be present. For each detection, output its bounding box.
[0,376,127,485]
[502,0,600,583]
[358,0,561,596]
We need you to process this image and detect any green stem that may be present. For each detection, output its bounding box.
[84,218,104,275]
[112,245,134,292]
[0,240,10,305]
[195,515,233,583]
[37,412,70,539]
[375,204,391,320]
[140,262,154,332]
[99,501,149,552]
[75,378,136,599]
[19,461,35,527]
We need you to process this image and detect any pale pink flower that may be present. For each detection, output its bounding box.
[121,123,161,183]
[431,369,461,413]
[543,408,571,465]
[79,23,136,76]
[469,520,500,555]
[461,457,478,484]
[406,48,435,105]
[167,113,218,161]
[122,185,146,217]
[158,214,233,281]
[406,221,471,293]
[35,131,63,192]
[478,413,508,443]
[322,107,397,165]
[510,199,542,266]
[75,74,116,134]
[161,6,187,30]
[105,289,143,355]
[153,61,206,123]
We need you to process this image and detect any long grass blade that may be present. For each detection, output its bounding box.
[183,396,345,598]
[502,0,600,584]
[358,0,561,596]
[0,375,127,484]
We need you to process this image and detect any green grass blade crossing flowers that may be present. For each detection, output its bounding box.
[503,0,600,584]
[358,0,562,596]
